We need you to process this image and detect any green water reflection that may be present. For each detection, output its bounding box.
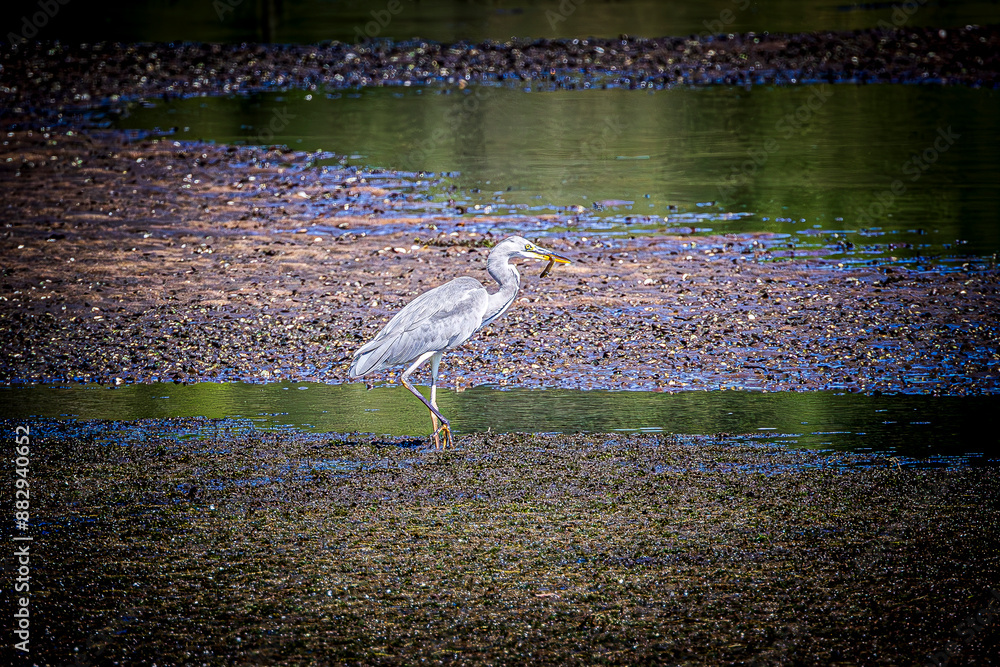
[115,84,1000,262]
[6,0,1000,44]
[3,382,997,462]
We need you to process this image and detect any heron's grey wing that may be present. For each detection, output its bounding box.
[350,277,488,376]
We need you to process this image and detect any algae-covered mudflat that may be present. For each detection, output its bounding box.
[17,419,1000,665]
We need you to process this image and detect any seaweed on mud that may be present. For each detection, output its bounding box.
[22,421,1000,665]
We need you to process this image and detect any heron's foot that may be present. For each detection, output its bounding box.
[431,422,452,450]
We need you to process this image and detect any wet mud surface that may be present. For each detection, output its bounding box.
[2,25,999,123]
[19,419,1000,665]
[1,127,999,394]
[2,28,1000,394]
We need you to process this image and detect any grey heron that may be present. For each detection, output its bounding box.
[349,236,570,449]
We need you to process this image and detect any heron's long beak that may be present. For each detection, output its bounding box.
[528,249,570,264]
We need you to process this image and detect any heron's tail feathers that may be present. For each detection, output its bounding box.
[349,349,376,377]
[349,338,391,378]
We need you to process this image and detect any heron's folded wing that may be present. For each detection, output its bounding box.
[350,277,488,376]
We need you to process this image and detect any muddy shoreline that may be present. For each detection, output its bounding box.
[2,25,999,123]
[2,28,999,394]
[2,126,998,393]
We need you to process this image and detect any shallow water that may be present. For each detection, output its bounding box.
[112,84,1000,266]
[8,0,1000,43]
[3,382,997,465]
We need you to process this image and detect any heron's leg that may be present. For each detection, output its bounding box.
[429,352,449,449]
[429,409,440,450]
[428,354,440,450]
[399,351,451,449]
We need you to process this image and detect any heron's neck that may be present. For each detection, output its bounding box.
[481,253,520,328]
